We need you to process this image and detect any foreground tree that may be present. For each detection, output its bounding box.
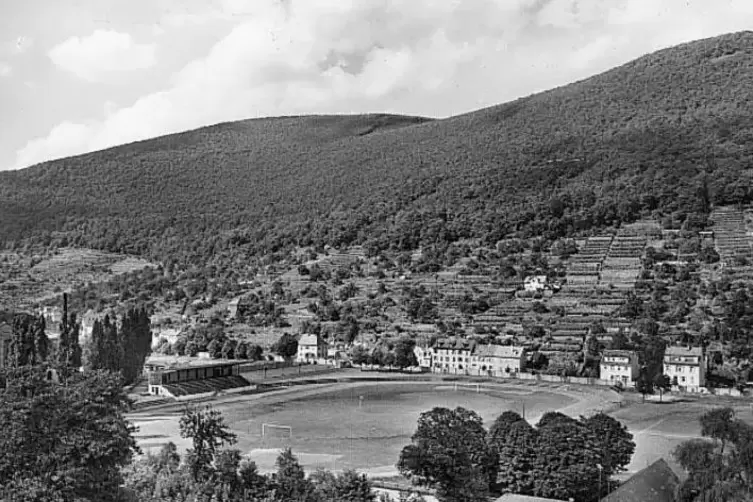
[271,448,317,502]
[581,412,635,481]
[179,405,238,482]
[0,367,139,501]
[398,407,497,502]
[674,407,753,501]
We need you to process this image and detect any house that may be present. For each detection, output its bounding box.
[226,298,241,319]
[524,275,548,292]
[0,322,11,368]
[296,334,327,363]
[600,350,640,388]
[431,338,476,375]
[471,344,526,377]
[663,346,705,391]
[413,345,434,369]
[600,458,679,502]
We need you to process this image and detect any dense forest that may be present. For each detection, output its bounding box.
[2,32,753,271]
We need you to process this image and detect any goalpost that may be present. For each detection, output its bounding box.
[453,382,481,393]
[261,423,293,439]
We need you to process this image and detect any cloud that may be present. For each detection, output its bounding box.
[13,0,753,169]
[0,62,11,77]
[48,30,156,82]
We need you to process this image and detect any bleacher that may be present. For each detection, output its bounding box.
[163,375,252,397]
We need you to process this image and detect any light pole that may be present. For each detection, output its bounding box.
[597,463,603,501]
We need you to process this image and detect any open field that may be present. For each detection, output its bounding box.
[128,378,615,476]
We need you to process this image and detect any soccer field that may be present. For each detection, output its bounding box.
[129,380,581,475]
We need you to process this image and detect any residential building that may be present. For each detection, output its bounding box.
[0,322,10,369]
[600,350,640,388]
[523,275,547,292]
[296,334,327,363]
[431,338,476,375]
[471,344,526,377]
[600,458,679,502]
[663,346,705,391]
[413,345,434,369]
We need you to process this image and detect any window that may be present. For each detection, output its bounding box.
[681,377,686,383]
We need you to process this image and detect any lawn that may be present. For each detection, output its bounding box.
[129,380,576,475]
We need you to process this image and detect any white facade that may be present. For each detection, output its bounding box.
[431,338,476,375]
[414,345,434,369]
[471,345,526,376]
[664,346,705,391]
[296,334,326,363]
[600,350,639,387]
[524,275,547,292]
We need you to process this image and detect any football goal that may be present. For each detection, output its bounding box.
[453,382,482,393]
[262,423,293,439]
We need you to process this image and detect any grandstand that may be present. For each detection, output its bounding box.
[147,361,254,399]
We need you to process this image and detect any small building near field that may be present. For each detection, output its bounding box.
[414,345,434,369]
[600,350,640,388]
[296,334,327,363]
[147,361,253,399]
[471,344,526,377]
[663,346,705,391]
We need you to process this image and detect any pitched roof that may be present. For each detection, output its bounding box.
[433,338,476,351]
[0,322,10,340]
[298,334,321,346]
[475,345,525,358]
[665,346,703,357]
[600,459,679,502]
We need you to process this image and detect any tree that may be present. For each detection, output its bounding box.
[350,345,370,366]
[653,373,671,402]
[398,407,497,502]
[531,419,602,501]
[393,337,418,369]
[221,339,237,360]
[489,414,538,494]
[247,344,264,361]
[7,314,48,368]
[207,339,223,359]
[581,412,636,480]
[179,405,238,482]
[0,368,139,501]
[274,333,299,360]
[272,448,317,501]
[636,369,654,401]
[312,468,375,502]
[185,340,199,357]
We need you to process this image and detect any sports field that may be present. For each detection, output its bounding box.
[129,380,584,475]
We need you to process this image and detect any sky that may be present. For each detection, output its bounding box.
[0,0,751,171]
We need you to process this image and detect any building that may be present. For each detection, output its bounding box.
[600,458,679,502]
[472,344,526,377]
[524,275,548,292]
[413,345,434,369]
[147,361,252,398]
[600,350,640,388]
[663,346,705,391]
[296,334,327,363]
[432,338,476,375]
[0,322,10,369]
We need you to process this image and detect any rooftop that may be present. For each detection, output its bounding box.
[495,494,569,502]
[664,346,703,357]
[600,458,679,502]
[475,344,526,358]
[299,334,321,346]
[434,338,476,351]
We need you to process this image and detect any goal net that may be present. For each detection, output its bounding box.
[453,382,482,393]
[262,423,293,439]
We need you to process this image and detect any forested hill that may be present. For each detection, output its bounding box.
[2,31,753,268]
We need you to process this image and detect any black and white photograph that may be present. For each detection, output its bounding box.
[1,1,753,501]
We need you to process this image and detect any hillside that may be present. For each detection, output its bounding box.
[2,32,753,269]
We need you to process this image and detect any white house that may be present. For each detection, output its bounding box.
[600,350,639,388]
[471,345,526,377]
[431,338,476,375]
[664,346,705,391]
[523,275,547,292]
[0,323,10,369]
[413,345,434,369]
[296,334,327,363]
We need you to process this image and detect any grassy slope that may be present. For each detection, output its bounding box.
[2,32,753,262]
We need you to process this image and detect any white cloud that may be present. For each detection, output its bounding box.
[14,36,34,54]
[0,62,11,77]
[13,0,753,169]
[48,30,156,82]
